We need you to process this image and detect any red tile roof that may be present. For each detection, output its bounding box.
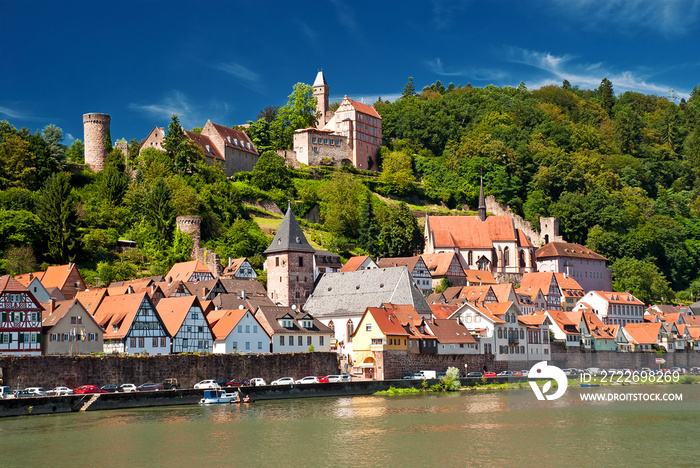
[165,261,214,283]
[623,322,662,345]
[210,309,248,340]
[184,130,225,161]
[421,252,464,277]
[430,304,459,319]
[341,255,374,272]
[595,291,644,306]
[427,318,477,344]
[347,98,382,119]
[156,296,203,337]
[464,269,497,285]
[14,271,44,287]
[93,293,152,340]
[428,215,519,249]
[536,242,607,261]
[208,122,259,155]
[0,275,29,292]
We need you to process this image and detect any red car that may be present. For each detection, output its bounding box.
[226,379,250,387]
[483,372,497,378]
[316,376,329,383]
[74,385,108,394]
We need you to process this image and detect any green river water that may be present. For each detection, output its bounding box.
[1,384,698,467]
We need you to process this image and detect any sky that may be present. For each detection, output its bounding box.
[2,0,700,145]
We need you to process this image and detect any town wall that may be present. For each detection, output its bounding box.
[224,147,259,175]
[0,352,338,390]
[550,346,700,370]
[484,195,563,247]
[293,130,349,166]
[83,113,111,172]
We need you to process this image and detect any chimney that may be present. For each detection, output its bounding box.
[49,298,56,314]
[168,276,172,285]
[202,287,209,299]
[241,290,246,300]
[68,262,74,270]
[28,272,33,281]
[228,257,233,267]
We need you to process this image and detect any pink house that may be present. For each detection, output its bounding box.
[536,242,612,292]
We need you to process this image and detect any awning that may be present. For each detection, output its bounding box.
[360,362,375,368]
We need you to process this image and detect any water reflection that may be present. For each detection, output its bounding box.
[1,385,699,466]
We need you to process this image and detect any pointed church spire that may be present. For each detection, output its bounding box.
[264,204,315,255]
[478,175,487,222]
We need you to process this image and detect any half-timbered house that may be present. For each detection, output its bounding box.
[156,296,214,353]
[0,276,43,356]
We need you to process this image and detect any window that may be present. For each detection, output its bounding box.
[153,338,158,347]
[307,336,312,346]
[160,337,166,347]
[246,325,250,333]
[276,257,280,267]
[280,336,285,346]
[182,339,188,348]
[366,323,372,331]
[319,336,324,346]
[238,325,243,333]
[130,337,136,347]
[299,257,304,267]
[258,341,262,350]
[245,342,250,350]
[298,336,303,346]
[50,333,57,342]
[498,329,502,339]
[89,333,97,342]
[253,325,258,333]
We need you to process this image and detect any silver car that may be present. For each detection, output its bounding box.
[271,377,295,386]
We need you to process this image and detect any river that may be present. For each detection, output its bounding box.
[1,384,698,467]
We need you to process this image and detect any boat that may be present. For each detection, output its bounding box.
[199,389,240,405]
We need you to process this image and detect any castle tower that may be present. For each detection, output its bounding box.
[83,113,111,172]
[264,205,315,307]
[176,215,202,250]
[313,70,329,127]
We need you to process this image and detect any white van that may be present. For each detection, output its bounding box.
[0,386,13,399]
[417,370,437,379]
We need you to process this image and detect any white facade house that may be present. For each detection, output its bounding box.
[210,308,271,354]
[573,291,645,326]
[157,296,214,354]
[255,306,333,353]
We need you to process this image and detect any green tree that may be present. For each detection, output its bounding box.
[320,173,365,239]
[357,191,380,256]
[402,77,416,97]
[270,83,317,149]
[379,202,422,257]
[0,210,42,248]
[0,136,36,189]
[66,139,84,164]
[41,124,67,169]
[144,178,176,241]
[96,165,130,205]
[251,151,292,191]
[379,149,416,196]
[2,245,38,276]
[597,77,615,116]
[611,257,673,304]
[36,172,79,262]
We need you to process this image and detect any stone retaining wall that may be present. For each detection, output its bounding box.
[0,353,338,390]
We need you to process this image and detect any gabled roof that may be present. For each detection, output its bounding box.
[554,273,584,298]
[156,295,205,337]
[210,293,275,313]
[218,278,268,297]
[184,279,224,300]
[206,121,259,155]
[210,309,268,340]
[155,280,191,298]
[581,312,615,339]
[222,258,252,276]
[623,322,662,345]
[0,275,29,292]
[546,310,581,334]
[164,261,215,283]
[14,271,44,287]
[93,292,155,340]
[490,284,516,303]
[74,288,108,313]
[40,263,86,293]
[430,304,459,320]
[457,285,494,303]
[109,276,164,288]
[255,306,332,336]
[303,267,431,318]
[519,272,558,299]
[41,299,96,331]
[593,291,644,306]
[184,129,225,161]
[376,256,426,273]
[427,215,520,249]
[518,313,549,327]
[464,269,497,285]
[425,318,477,344]
[264,206,315,254]
[536,242,607,261]
[420,252,465,277]
[687,326,700,341]
[340,255,376,272]
[346,97,382,119]
[359,307,411,338]
[684,315,700,326]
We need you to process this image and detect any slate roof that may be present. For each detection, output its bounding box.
[313,70,327,87]
[255,306,332,336]
[536,242,608,261]
[218,278,268,297]
[302,267,431,318]
[264,206,316,254]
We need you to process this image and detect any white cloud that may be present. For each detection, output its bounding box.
[426,58,507,81]
[213,62,264,93]
[546,0,700,36]
[129,91,230,129]
[430,0,470,29]
[0,105,38,121]
[505,47,690,98]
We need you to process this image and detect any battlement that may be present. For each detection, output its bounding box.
[83,112,111,172]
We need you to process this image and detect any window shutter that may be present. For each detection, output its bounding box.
[19,333,24,344]
[1,312,6,322]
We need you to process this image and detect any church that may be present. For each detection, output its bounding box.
[423,180,537,280]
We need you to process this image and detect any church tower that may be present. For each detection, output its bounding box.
[264,205,316,307]
[313,70,330,127]
[478,177,487,222]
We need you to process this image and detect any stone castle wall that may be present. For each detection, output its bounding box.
[0,353,338,390]
[83,113,111,172]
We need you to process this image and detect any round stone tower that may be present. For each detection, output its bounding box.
[176,215,202,249]
[83,113,111,172]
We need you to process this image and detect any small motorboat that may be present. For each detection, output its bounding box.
[199,389,239,405]
[580,383,600,387]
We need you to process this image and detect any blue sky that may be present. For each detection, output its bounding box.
[2,0,699,145]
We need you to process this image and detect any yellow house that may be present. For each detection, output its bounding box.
[350,305,418,379]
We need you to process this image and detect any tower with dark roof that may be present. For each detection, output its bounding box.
[264,206,315,307]
[313,70,330,127]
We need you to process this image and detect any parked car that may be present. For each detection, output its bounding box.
[327,375,343,383]
[512,371,523,377]
[295,376,319,384]
[0,386,14,399]
[137,383,163,392]
[340,375,353,382]
[226,379,251,387]
[316,376,329,383]
[47,386,74,396]
[194,380,219,389]
[101,384,119,393]
[249,378,267,386]
[74,385,107,394]
[119,384,137,393]
[271,377,295,386]
[497,371,514,377]
[483,372,497,378]
[466,372,483,378]
[13,389,33,398]
[520,370,529,377]
[24,387,47,396]
[162,378,179,390]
